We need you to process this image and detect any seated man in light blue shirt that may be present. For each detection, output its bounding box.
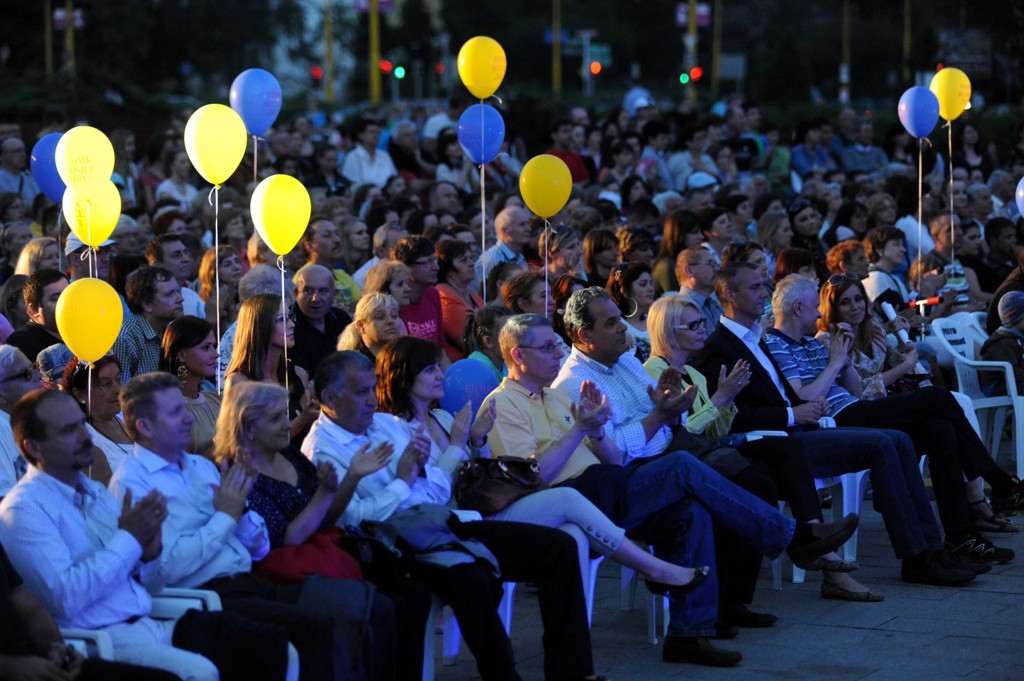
[0,388,291,681]
[109,372,335,679]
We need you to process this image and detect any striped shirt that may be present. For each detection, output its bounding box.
[763,329,858,415]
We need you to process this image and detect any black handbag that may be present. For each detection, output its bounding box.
[452,456,549,515]
[339,520,413,590]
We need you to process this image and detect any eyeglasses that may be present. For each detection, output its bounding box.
[788,198,813,214]
[518,341,561,354]
[826,272,860,287]
[675,319,706,331]
[0,367,34,383]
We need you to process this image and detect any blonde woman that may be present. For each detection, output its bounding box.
[336,292,405,361]
[13,237,60,276]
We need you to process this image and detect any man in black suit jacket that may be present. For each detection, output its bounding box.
[693,262,979,587]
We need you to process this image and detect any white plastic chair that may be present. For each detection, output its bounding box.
[63,588,300,681]
[931,317,1023,478]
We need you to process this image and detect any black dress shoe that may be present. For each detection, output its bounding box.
[787,514,859,569]
[901,550,976,586]
[722,603,778,627]
[663,636,742,667]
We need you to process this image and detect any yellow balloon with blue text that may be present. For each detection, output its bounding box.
[457,36,507,100]
[62,180,121,247]
[929,67,971,122]
[54,126,115,195]
[250,174,311,255]
[184,104,248,187]
[519,155,572,219]
[56,278,124,363]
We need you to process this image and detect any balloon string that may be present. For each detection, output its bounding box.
[253,135,258,185]
[479,162,487,301]
[947,124,955,262]
[213,186,222,395]
[917,140,923,294]
[543,219,551,318]
[85,201,94,279]
[277,256,290,396]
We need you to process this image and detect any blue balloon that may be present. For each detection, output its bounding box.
[30,133,66,203]
[457,104,505,165]
[229,68,283,137]
[1015,176,1024,219]
[897,86,940,139]
[440,358,500,419]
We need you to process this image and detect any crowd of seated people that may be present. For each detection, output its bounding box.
[1,91,1024,679]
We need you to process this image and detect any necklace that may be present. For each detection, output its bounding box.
[90,418,134,456]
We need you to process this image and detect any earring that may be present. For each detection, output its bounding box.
[624,297,639,318]
[176,364,189,382]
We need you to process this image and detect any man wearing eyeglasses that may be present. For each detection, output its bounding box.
[488,311,859,667]
[0,346,41,498]
[675,246,724,334]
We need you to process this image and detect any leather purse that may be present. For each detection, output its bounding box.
[453,456,549,516]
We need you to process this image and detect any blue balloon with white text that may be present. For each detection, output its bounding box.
[441,359,500,419]
[457,104,505,165]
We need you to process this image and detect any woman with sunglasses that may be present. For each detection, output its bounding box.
[224,293,319,443]
[645,295,882,603]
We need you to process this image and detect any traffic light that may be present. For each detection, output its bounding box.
[679,72,690,85]
[689,66,704,82]
[379,59,393,75]
[310,65,323,88]
[394,65,406,80]
[589,60,602,76]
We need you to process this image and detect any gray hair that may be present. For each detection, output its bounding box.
[563,287,611,343]
[988,169,1012,192]
[966,183,990,201]
[498,313,550,364]
[238,264,282,300]
[772,274,817,318]
[314,351,374,402]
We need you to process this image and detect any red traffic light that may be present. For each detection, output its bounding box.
[589,61,602,76]
[310,65,324,80]
[379,59,394,75]
[434,62,445,75]
[689,66,704,82]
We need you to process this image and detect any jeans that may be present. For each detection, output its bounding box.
[562,450,795,637]
[794,428,943,558]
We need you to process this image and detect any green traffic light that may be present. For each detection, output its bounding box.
[395,66,406,79]
[679,73,690,84]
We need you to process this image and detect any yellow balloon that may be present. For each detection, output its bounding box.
[56,278,124,363]
[184,104,248,187]
[251,174,311,255]
[457,36,507,100]
[519,155,572,219]
[62,180,121,247]
[929,67,972,122]
[54,126,114,194]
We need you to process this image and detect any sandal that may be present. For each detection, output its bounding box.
[970,499,1020,533]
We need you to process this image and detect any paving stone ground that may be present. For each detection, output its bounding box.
[431,467,1024,681]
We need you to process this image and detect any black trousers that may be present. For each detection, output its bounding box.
[200,573,334,681]
[834,386,1006,535]
[173,608,290,681]
[411,520,594,681]
[711,436,819,610]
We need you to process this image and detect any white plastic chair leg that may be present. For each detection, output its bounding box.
[285,643,299,681]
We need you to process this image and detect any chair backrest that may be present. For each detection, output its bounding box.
[969,311,987,338]
[931,313,977,361]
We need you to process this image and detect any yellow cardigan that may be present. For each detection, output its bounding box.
[643,356,738,441]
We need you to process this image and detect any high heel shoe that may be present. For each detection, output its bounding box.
[644,565,710,600]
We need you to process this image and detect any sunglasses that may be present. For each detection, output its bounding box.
[675,318,707,331]
[826,272,860,287]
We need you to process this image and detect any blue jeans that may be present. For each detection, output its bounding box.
[561,450,795,637]
[795,428,942,558]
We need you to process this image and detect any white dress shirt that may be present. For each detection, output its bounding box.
[0,466,156,629]
[341,145,398,189]
[301,412,454,526]
[109,445,269,589]
[0,411,23,497]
